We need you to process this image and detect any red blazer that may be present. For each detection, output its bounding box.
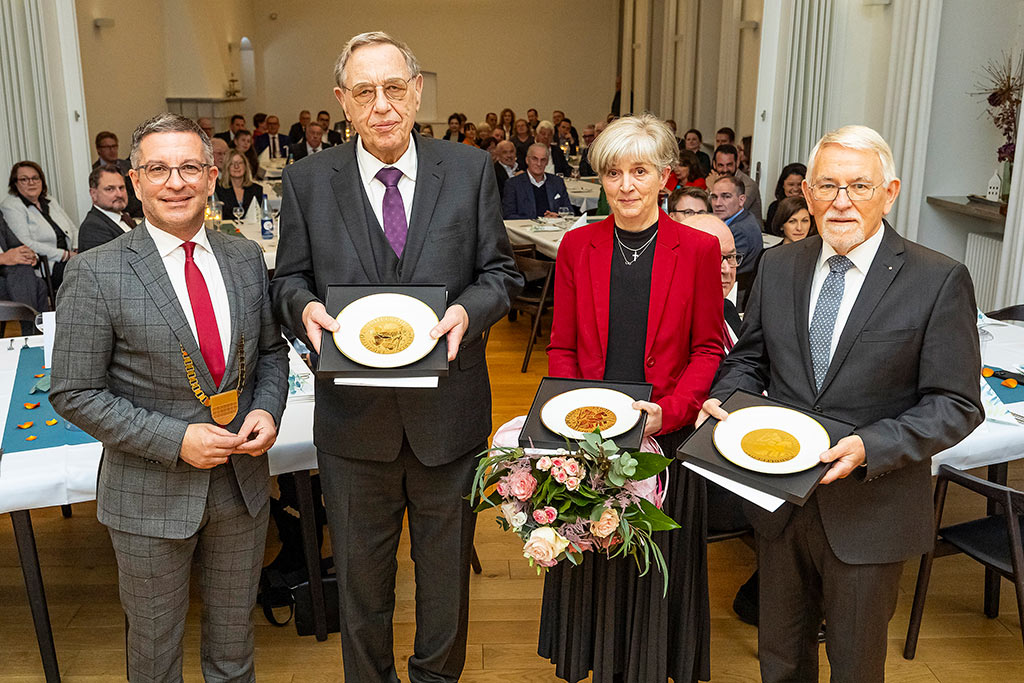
[547,211,725,434]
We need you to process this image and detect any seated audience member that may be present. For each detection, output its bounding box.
[715,126,736,148]
[533,121,572,176]
[486,112,498,130]
[252,112,268,137]
[443,113,464,142]
[79,165,135,252]
[290,122,326,160]
[493,140,520,198]
[683,128,712,176]
[739,135,752,174]
[419,123,435,138]
[499,108,516,138]
[765,162,807,228]
[289,109,312,143]
[712,144,763,226]
[93,131,143,217]
[215,114,245,146]
[668,185,712,220]
[502,143,574,219]
[491,126,505,142]
[1,161,76,290]
[0,211,48,320]
[685,212,741,340]
[769,195,816,244]
[551,110,579,146]
[665,118,679,140]
[481,136,498,160]
[317,110,343,146]
[674,149,708,190]
[577,121,606,177]
[710,175,760,286]
[526,108,539,132]
[580,124,596,149]
[232,129,263,179]
[557,118,578,155]
[216,150,264,219]
[255,115,291,159]
[511,118,534,168]
[211,137,230,172]
[477,121,493,140]
[462,122,479,147]
[196,117,215,140]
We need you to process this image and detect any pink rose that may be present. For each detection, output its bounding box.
[553,468,568,484]
[590,508,620,538]
[536,456,553,471]
[523,526,570,567]
[507,469,538,501]
[496,481,509,497]
[532,506,558,524]
[565,476,580,491]
[563,459,581,477]
[551,457,565,468]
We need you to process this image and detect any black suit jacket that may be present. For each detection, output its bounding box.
[289,144,326,162]
[325,129,343,147]
[271,133,523,465]
[216,183,264,219]
[288,122,305,144]
[91,157,143,217]
[494,161,516,198]
[214,131,233,146]
[78,206,128,252]
[255,133,291,157]
[710,225,983,564]
[549,144,572,176]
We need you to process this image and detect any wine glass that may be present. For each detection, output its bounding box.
[558,206,573,227]
[232,206,245,224]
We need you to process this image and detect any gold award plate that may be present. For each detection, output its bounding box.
[540,387,641,440]
[334,293,439,368]
[712,406,829,475]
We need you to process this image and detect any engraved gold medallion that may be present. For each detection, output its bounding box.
[740,428,800,463]
[359,316,415,355]
[209,390,239,426]
[565,405,618,432]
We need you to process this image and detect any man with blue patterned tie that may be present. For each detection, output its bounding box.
[700,125,983,682]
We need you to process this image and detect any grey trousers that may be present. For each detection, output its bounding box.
[107,463,269,683]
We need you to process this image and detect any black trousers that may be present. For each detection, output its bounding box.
[757,495,902,683]
[318,435,481,683]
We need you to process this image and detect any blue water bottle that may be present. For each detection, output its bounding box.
[260,194,274,239]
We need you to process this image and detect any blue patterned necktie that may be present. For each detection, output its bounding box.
[809,255,854,391]
[374,167,408,257]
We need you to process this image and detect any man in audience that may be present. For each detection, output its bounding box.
[288,110,312,143]
[485,112,498,130]
[78,165,135,252]
[271,31,520,683]
[211,137,230,171]
[668,185,712,220]
[252,112,268,137]
[491,126,505,142]
[0,212,48,320]
[316,110,343,146]
[289,121,326,160]
[197,117,215,139]
[51,111,288,683]
[685,212,740,339]
[581,123,596,149]
[93,131,143,217]
[533,121,572,176]
[526,108,539,131]
[716,126,736,148]
[215,114,246,146]
[713,144,763,226]
[502,143,573,219]
[493,140,520,198]
[557,118,578,155]
[255,115,291,159]
[710,175,760,281]
[701,124,983,683]
[577,121,605,176]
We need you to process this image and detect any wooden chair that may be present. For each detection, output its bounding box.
[904,464,1024,659]
[0,301,38,336]
[508,252,555,372]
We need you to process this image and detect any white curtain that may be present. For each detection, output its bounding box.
[779,0,834,167]
[881,0,943,242]
[993,109,1024,309]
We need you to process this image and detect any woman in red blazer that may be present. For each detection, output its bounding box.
[539,114,724,683]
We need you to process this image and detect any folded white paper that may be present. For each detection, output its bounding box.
[334,376,439,388]
[682,461,785,512]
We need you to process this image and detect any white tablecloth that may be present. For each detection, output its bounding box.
[0,337,317,515]
[564,178,601,213]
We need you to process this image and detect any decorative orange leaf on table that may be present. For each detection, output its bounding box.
[45,419,58,426]
[25,435,37,441]
[23,402,40,409]
[17,421,33,429]
[982,367,995,377]
[33,373,44,378]
[1001,378,1018,389]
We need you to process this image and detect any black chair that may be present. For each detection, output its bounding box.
[904,464,1024,659]
[36,255,55,310]
[0,301,38,336]
[508,253,555,373]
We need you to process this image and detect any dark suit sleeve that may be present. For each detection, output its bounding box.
[244,241,290,427]
[709,255,773,400]
[501,178,525,219]
[856,263,983,479]
[454,153,524,340]
[270,168,319,345]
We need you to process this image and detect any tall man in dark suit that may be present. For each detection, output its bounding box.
[79,164,135,252]
[701,125,983,682]
[271,32,521,683]
[52,113,289,682]
[502,143,574,219]
[214,114,245,146]
[254,115,291,159]
[93,131,143,217]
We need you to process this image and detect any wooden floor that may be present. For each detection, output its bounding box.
[2,317,1023,682]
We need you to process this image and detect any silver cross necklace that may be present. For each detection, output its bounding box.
[614,229,658,266]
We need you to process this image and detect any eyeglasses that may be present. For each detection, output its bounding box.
[670,208,707,217]
[809,182,881,202]
[135,162,209,184]
[97,143,118,150]
[342,76,415,105]
[722,252,743,267]
[16,176,41,184]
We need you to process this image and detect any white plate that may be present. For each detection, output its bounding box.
[333,293,439,368]
[712,406,829,475]
[540,387,642,439]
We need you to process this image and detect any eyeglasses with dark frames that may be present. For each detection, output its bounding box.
[341,76,416,106]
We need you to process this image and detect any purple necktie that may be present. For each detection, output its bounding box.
[375,167,408,257]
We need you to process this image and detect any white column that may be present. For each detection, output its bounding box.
[881,0,942,242]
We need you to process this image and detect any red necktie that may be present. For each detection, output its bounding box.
[182,241,225,386]
[723,321,735,351]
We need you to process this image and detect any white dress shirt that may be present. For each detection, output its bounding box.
[528,173,547,188]
[355,137,417,230]
[499,162,517,177]
[808,225,884,364]
[96,205,132,233]
[306,143,324,155]
[147,221,232,364]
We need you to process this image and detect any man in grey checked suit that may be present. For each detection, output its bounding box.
[51,113,289,683]
[271,32,521,683]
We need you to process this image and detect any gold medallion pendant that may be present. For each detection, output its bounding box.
[209,390,239,425]
[740,428,801,463]
[565,405,617,432]
[359,316,415,354]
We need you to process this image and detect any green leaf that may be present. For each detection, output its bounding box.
[635,498,681,531]
[628,452,673,480]
[606,470,626,487]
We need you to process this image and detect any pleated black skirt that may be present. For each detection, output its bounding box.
[537,429,710,683]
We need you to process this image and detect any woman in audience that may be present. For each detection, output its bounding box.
[667,149,707,192]
[511,118,534,168]
[499,107,515,138]
[443,113,464,142]
[1,160,76,290]
[769,195,816,243]
[476,121,492,143]
[462,122,479,147]
[542,114,723,683]
[682,127,712,176]
[764,162,806,228]
[738,135,752,174]
[232,128,263,179]
[215,150,263,219]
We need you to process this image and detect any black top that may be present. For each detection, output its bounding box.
[21,195,67,250]
[531,182,550,217]
[604,221,657,382]
[215,182,263,219]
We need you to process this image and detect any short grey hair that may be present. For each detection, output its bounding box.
[130,112,212,168]
[806,124,897,186]
[587,113,678,177]
[334,31,421,88]
[535,120,555,134]
[527,143,550,160]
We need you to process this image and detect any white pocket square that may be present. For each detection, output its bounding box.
[554,194,562,199]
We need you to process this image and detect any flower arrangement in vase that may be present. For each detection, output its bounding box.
[973,51,1022,200]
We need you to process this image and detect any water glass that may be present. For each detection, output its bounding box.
[232,206,245,224]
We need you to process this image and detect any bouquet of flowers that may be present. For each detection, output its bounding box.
[470,430,679,592]
[972,51,1023,163]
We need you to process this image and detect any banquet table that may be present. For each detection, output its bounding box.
[563,178,601,213]
[0,337,327,682]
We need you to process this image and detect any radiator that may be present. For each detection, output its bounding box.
[964,232,1003,312]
